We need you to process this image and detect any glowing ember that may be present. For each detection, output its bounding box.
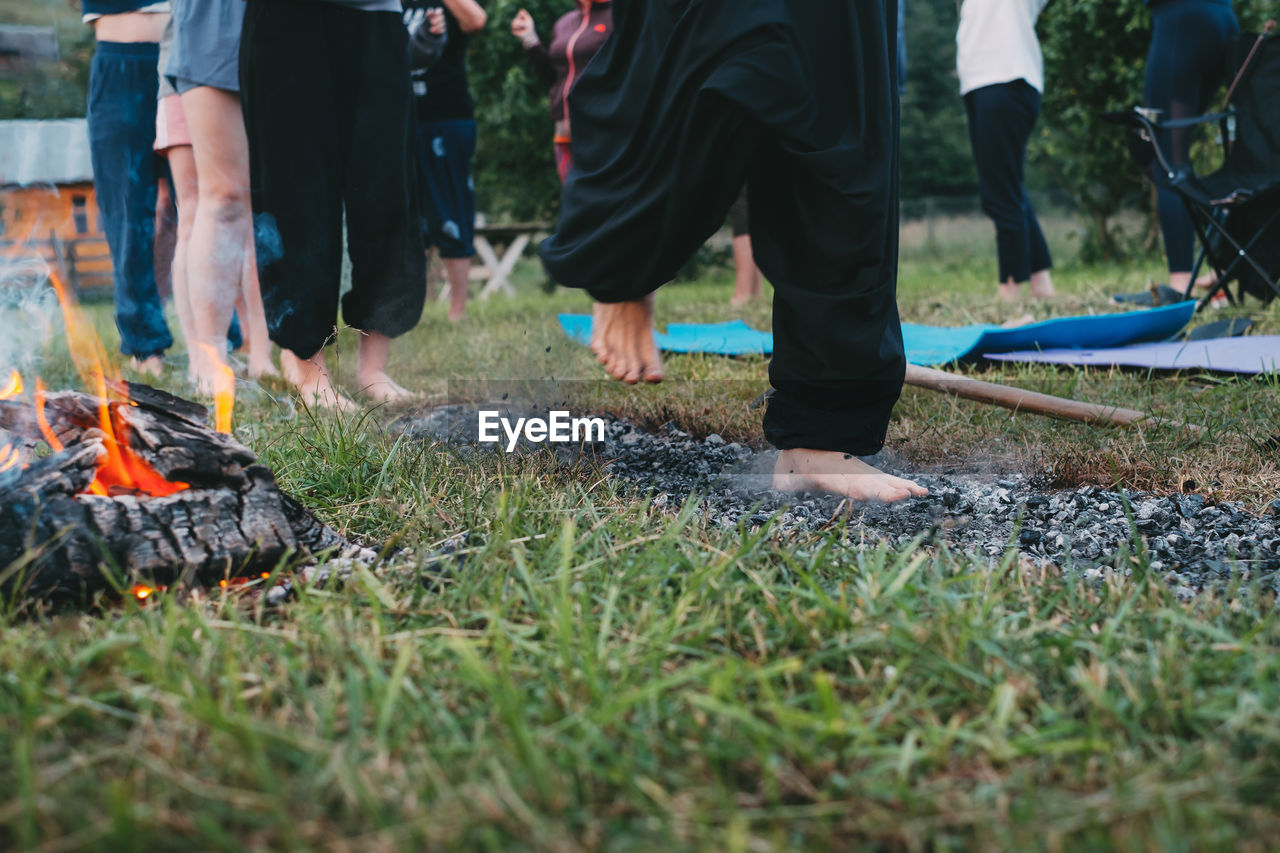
[131,584,161,601]
[0,370,21,400]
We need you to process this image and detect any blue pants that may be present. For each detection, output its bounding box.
[415,118,477,259]
[1144,0,1239,273]
[87,41,173,359]
[964,80,1052,285]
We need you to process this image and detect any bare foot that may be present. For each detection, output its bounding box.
[997,282,1022,303]
[246,356,280,381]
[1029,269,1055,300]
[129,355,165,378]
[591,295,664,384]
[729,293,754,307]
[449,308,466,323]
[356,371,415,404]
[773,449,928,503]
[280,349,356,412]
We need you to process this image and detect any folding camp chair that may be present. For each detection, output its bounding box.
[1107,24,1280,311]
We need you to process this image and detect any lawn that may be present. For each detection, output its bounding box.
[2,212,1279,850]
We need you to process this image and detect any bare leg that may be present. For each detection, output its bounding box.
[1168,271,1193,294]
[773,449,928,503]
[238,244,278,378]
[589,294,664,384]
[355,331,414,403]
[280,348,356,412]
[182,86,251,394]
[1028,268,1054,300]
[153,173,176,302]
[730,234,762,305]
[997,276,1021,303]
[163,144,200,381]
[444,257,470,322]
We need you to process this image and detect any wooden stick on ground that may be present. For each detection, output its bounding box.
[904,364,1203,432]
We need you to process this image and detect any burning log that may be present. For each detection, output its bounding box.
[0,382,358,605]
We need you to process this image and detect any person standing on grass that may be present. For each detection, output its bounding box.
[541,0,928,503]
[408,0,488,323]
[956,0,1055,303]
[510,1,612,184]
[1143,0,1239,298]
[240,0,431,409]
[80,1,174,376]
[167,0,276,391]
[727,188,762,306]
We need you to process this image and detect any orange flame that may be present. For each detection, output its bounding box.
[34,379,65,453]
[0,443,18,473]
[44,271,189,497]
[193,343,235,434]
[0,370,21,400]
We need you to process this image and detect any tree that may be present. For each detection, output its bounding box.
[900,0,979,199]
[469,0,572,222]
[1035,0,1274,260]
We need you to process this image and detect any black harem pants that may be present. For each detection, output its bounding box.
[540,0,906,456]
[240,0,426,360]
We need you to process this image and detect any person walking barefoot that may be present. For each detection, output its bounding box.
[543,0,926,503]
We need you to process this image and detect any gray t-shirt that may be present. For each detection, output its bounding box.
[167,0,244,93]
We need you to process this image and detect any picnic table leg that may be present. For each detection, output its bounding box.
[479,234,528,299]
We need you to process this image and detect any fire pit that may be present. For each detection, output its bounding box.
[0,272,363,606]
[0,374,358,604]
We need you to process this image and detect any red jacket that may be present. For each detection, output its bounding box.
[524,1,613,135]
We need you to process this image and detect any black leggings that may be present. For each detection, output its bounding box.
[1144,0,1239,273]
[240,0,426,360]
[964,80,1052,285]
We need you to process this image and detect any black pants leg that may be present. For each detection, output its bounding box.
[339,13,426,339]
[541,0,904,456]
[964,80,1052,284]
[1143,0,1239,273]
[241,0,424,360]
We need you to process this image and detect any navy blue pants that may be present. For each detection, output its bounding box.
[88,41,173,359]
[415,118,477,259]
[1144,0,1239,273]
[964,80,1052,285]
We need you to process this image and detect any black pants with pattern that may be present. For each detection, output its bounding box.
[240,0,425,360]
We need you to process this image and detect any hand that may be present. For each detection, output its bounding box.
[511,8,539,47]
[427,6,445,36]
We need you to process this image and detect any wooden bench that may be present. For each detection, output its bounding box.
[438,221,550,301]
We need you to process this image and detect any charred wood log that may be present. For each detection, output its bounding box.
[0,384,361,604]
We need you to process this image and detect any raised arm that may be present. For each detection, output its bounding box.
[442,0,487,34]
[512,9,555,87]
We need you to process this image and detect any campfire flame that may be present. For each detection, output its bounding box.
[1,370,21,399]
[0,443,17,473]
[192,343,235,435]
[11,272,193,497]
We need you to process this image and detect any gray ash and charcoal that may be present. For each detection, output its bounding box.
[398,405,1280,597]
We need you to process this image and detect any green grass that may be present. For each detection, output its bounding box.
[2,213,1279,850]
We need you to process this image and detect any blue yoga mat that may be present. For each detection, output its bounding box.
[558,301,1196,367]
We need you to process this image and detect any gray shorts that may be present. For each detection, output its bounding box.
[166,0,244,94]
